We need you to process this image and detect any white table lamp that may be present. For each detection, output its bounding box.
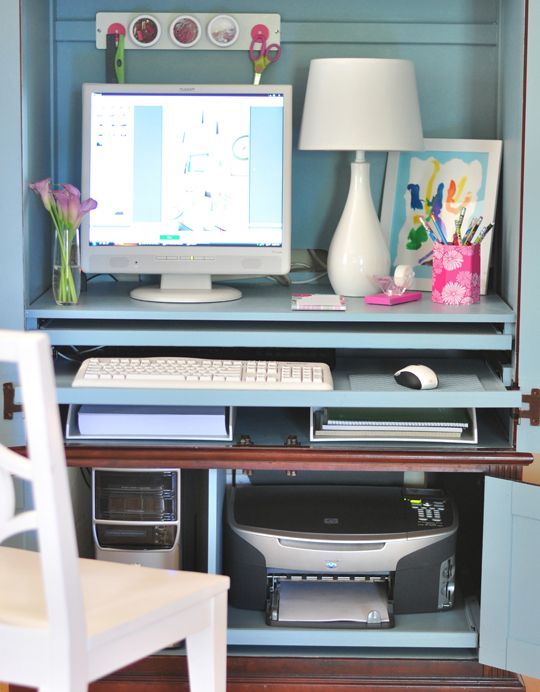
[299,58,424,296]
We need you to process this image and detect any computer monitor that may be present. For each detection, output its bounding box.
[80,83,292,303]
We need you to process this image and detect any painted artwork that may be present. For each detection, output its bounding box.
[381,139,502,294]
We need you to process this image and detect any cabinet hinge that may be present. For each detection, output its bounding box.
[3,382,22,420]
[284,434,300,447]
[515,388,540,426]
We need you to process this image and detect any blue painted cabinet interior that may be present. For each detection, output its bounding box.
[23,0,539,451]
[22,1,506,295]
[52,0,503,256]
[480,477,540,677]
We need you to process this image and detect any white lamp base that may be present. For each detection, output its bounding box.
[327,154,390,297]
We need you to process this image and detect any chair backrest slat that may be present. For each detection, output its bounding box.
[0,510,38,544]
[0,446,35,542]
[0,330,86,669]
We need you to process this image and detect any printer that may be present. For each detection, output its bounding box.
[223,484,458,628]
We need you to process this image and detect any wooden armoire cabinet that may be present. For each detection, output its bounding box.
[3,1,540,690]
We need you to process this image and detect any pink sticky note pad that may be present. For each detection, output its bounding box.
[364,291,422,306]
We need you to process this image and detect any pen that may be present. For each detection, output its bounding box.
[418,216,438,243]
[428,213,448,244]
[455,206,466,244]
[472,216,483,235]
[473,223,493,244]
[462,217,482,245]
[468,225,484,245]
[460,218,474,245]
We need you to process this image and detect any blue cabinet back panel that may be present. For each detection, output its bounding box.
[56,1,499,22]
[51,2,499,254]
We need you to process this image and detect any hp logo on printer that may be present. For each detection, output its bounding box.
[325,561,338,569]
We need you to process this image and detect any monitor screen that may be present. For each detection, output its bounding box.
[81,83,292,303]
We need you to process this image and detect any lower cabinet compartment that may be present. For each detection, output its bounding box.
[213,470,486,653]
[60,443,532,691]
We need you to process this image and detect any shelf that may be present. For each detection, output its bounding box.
[26,285,516,359]
[60,407,513,459]
[27,282,516,322]
[58,402,528,472]
[242,407,509,451]
[49,355,520,409]
[28,318,515,350]
[227,598,478,649]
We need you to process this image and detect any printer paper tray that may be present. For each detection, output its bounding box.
[229,593,479,649]
[268,579,392,629]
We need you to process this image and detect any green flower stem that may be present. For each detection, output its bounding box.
[54,227,78,303]
[46,205,79,303]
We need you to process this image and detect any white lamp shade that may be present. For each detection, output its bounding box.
[299,58,424,152]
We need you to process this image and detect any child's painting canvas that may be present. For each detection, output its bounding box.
[381,139,502,294]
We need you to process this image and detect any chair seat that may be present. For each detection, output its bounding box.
[0,545,229,637]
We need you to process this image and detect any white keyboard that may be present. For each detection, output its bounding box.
[72,356,334,391]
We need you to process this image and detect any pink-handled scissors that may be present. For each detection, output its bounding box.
[249,24,281,85]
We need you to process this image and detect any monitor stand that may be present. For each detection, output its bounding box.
[130,274,242,304]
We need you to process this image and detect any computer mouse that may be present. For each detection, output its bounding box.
[394,364,439,390]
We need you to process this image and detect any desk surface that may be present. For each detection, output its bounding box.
[27,282,515,325]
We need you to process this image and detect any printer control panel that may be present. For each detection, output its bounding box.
[403,489,453,530]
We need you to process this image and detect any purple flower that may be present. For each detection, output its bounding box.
[62,184,84,227]
[52,189,71,225]
[29,177,53,212]
[61,183,81,197]
[30,177,97,231]
[75,197,98,229]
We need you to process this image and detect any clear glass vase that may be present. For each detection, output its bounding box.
[52,227,81,305]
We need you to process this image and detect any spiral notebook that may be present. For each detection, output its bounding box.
[322,407,470,428]
[311,407,477,444]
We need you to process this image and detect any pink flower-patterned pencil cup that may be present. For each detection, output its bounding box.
[431,242,481,305]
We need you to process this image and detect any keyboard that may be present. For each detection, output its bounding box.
[72,356,334,391]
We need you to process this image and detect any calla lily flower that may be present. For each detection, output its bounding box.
[75,198,98,229]
[30,177,97,233]
[61,183,81,197]
[29,177,98,305]
[62,184,84,228]
[29,178,53,212]
[52,189,71,225]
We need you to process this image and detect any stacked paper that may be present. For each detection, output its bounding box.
[76,405,230,440]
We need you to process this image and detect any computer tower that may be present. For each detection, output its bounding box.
[92,468,181,569]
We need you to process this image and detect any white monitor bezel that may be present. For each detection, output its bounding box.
[80,82,292,279]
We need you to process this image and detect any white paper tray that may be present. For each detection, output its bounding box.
[66,404,235,441]
[310,407,478,444]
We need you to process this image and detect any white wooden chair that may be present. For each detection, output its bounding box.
[0,330,229,691]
